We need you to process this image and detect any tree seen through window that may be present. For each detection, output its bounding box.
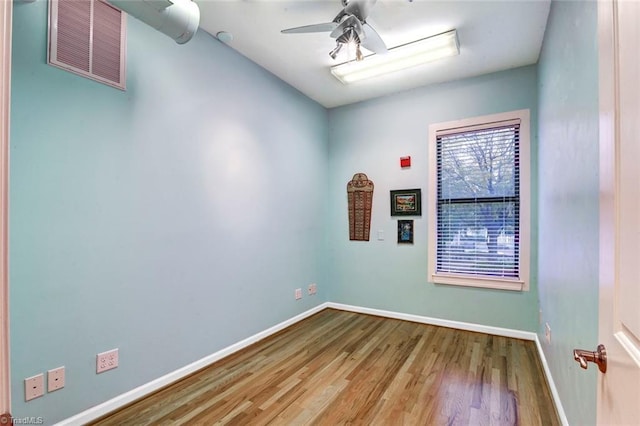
[436,125,520,278]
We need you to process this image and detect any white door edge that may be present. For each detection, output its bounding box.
[0,0,12,416]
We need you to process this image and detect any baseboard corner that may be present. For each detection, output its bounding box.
[533,335,569,426]
[56,302,329,425]
[326,302,537,341]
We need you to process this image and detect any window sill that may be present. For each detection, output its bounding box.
[430,273,525,291]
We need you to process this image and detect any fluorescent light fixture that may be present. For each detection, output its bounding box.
[331,29,459,84]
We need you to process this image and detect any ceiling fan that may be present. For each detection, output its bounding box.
[281,0,388,62]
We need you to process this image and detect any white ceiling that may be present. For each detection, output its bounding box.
[196,0,550,108]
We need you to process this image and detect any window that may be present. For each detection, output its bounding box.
[48,0,127,90]
[428,110,530,291]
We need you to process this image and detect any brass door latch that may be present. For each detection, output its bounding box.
[573,344,607,373]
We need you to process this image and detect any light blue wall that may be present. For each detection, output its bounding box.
[12,1,597,424]
[10,1,328,423]
[327,66,539,332]
[537,1,599,425]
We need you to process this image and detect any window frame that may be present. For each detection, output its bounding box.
[427,109,530,291]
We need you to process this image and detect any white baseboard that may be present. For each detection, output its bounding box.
[329,303,567,425]
[327,302,538,340]
[56,303,330,426]
[57,302,566,426]
[534,335,569,426]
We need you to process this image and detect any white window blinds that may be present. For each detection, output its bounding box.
[435,120,520,279]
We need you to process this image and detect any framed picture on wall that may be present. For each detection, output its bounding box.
[397,220,414,244]
[390,189,422,216]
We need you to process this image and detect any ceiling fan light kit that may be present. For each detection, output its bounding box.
[281,0,388,61]
[331,29,460,84]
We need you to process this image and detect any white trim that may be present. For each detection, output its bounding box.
[533,336,570,426]
[329,303,567,424]
[614,330,640,369]
[427,109,531,292]
[597,1,617,424]
[327,302,536,341]
[436,117,522,137]
[431,273,524,292]
[0,0,11,417]
[56,303,330,426]
[597,2,640,424]
[57,302,568,426]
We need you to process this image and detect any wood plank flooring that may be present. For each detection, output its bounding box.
[90,309,559,425]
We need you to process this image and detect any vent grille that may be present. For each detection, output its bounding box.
[49,0,126,90]
[56,0,91,72]
[92,0,122,84]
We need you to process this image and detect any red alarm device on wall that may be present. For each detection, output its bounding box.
[400,156,411,168]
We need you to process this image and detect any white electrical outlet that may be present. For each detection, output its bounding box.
[97,348,119,373]
[545,323,551,344]
[308,283,317,295]
[24,374,44,401]
[47,366,65,392]
[295,288,302,300]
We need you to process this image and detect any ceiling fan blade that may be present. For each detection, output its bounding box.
[281,22,338,34]
[344,0,377,22]
[361,23,388,55]
[329,22,346,38]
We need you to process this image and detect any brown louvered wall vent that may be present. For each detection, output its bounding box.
[48,0,127,90]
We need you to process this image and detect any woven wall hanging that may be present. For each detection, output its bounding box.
[347,173,374,241]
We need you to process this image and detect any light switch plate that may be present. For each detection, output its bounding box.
[545,323,551,344]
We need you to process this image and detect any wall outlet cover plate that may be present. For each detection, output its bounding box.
[25,374,44,401]
[97,348,119,373]
[48,366,65,392]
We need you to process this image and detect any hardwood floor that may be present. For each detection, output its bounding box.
[91,309,559,425]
